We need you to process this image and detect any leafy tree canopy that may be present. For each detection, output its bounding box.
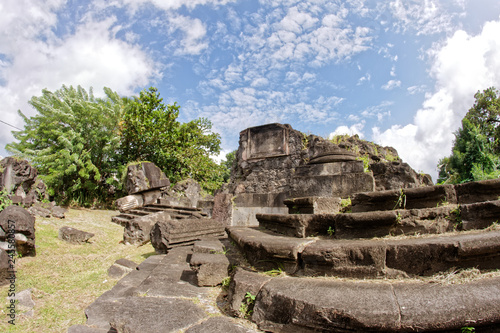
[7,85,229,206]
[437,87,500,184]
[119,87,226,192]
[7,85,124,206]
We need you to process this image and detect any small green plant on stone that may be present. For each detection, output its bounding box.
[263,268,283,277]
[393,188,406,210]
[449,205,462,230]
[385,152,398,162]
[461,327,475,333]
[302,133,309,150]
[210,246,228,255]
[327,226,335,237]
[340,197,352,213]
[221,276,231,290]
[395,212,403,225]
[356,154,371,173]
[0,189,12,212]
[240,292,257,318]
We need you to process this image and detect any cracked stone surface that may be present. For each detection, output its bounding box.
[72,245,260,333]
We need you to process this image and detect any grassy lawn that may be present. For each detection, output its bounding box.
[0,208,155,332]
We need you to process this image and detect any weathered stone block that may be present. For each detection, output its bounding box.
[150,218,225,254]
[455,178,500,204]
[284,196,341,214]
[257,213,335,238]
[125,162,169,194]
[292,173,375,198]
[242,123,290,160]
[185,316,256,333]
[227,226,312,273]
[58,226,94,244]
[352,185,456,212]
[190,253,230,286]
[226,268,271,318]
[108,258,138,279]
[0,205,36,256]
[0,249,11,286]
[109,297,207,333]
[301,239,387,278]
[253,278,400,332]
[294,160,364,177]
[461,200,500,230]
[193,240,225,254]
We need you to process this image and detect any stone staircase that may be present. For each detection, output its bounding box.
[111,197,209,245]
[225,179,500,332]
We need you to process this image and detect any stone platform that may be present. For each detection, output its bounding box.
[68,246,260,333]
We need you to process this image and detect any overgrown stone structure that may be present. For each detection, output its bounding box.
[216,123,431,226]
[72,123,499,333]
[224,179,500,331]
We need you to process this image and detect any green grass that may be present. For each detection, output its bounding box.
[0,208,154,332]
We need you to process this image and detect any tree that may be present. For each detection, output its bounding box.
[437,87,500,184]
[119,87,225,192]
[7,85,125,206]
[220,150,236,182]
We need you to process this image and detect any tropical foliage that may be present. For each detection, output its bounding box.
[7,85,228,206]
[438,87,500,183]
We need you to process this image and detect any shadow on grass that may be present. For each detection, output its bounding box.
[142,251,157,259]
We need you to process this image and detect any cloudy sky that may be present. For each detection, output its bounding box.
[2,0,500,181]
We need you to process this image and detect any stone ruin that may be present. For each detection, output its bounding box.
[112,162,224,247]
[0,156,67,218]
[214,123,431,226]
[72,123,500,332]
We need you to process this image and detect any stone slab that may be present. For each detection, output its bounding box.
[283,196,341,214]
[294,160,364,177]
[190,253,230,286]
[193,239,225,254]
[455,178,500,204]
[58,226,94,244]
[461,200,500,230]
[252,276,500,332]
[227,227,313,273]
[150,218,225,254]
[226,268,272,318]
[291,173,375,198]
[256,213,335,238]
[253,277,400,332]
[301,239,387,278]
[109,297,207,333]
[185,317,257,333]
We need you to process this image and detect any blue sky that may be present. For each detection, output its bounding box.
[2,0,500,181]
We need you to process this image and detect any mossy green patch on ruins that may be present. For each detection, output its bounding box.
[0,208,153,333]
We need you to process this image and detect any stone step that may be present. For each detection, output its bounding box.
[226,269,500,332]
[150,218,226,254]
[148,203,206,214]
[127,209,150,216]
[258,200,500,239]
[74,248,259,333]
[227,226,500,278]
[351,178,500,213]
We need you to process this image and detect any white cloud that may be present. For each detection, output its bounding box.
[382,79,401,90]
[119,0,236,12]
[329,123,365,139]
[0,2,158,155]
[357,73,371,85]
[388,0,463,35]
[373,19,500,181]
[169,15,208,55]
[407,85,426,95]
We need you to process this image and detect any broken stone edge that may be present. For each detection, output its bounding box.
[228,269,500,332]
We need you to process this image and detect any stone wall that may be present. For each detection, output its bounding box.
[216,123,432,227]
